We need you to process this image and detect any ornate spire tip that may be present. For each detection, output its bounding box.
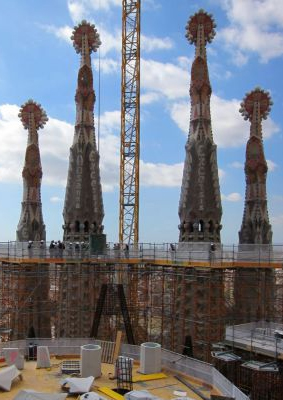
[185,9,216,44]
[18,100,48,130]
[71,20,101,54]
[239,88,272,121]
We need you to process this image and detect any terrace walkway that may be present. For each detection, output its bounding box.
[0,241,282,269]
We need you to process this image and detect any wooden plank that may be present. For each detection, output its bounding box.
[133,372,167,382]
[98,387,125,400]
[113,330,123,362]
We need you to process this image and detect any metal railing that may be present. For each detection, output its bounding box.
[0,241,282,266]
[225,321,283,359]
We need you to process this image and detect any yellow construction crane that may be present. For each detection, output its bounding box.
[119,0,141,245]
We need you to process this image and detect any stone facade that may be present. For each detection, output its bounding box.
[16,100,47,242]
[178,10,222,243]
[63,21,104,243]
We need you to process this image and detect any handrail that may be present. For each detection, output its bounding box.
[0,241,281,268]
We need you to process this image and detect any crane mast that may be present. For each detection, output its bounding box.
[119,0,140,244]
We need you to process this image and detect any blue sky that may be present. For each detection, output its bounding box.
[0,0,282,244]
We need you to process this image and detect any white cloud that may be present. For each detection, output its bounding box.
[218,169,226,181]
[217,0,283,63]
[0,104,186,193]
[97,110,120,136]
[99,133,120,192]
[42,24,121,57]
[141,59,188,100]
[93,58,119,74]
[267,159,277,171]
[50,196,63,203]
[140,161,183,187]
[209,62,232,80]
[143,0,161,10]
[141,35,173,52]
[42,25,73,43]
[0,104,72,186]
[141,92,161,105]
[170,102,189,133]
[98,27,121,56]
[68,1,87,22]
[68,0,121,22]
[177,56,193,70]
[230,161,243,169]
[67,0,160,21]
[42,24,174,58]
[221,192,242,202]
[170,95,280,148]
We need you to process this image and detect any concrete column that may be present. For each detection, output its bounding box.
[81,344,102,378]
[140,342,161,374]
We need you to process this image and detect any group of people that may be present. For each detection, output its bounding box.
[49,240,89,258]
[26,240,89,258]
[113,243,129,258]
[65,241,89,257]
[27,240,46,258]
[49,240,66,257]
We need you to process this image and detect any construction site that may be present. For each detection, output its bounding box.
[0,3,282,400]
[0,243,283,398]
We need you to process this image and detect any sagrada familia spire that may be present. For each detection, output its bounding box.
[239,88,273,244]
[178,10,222,243]
[234,88,274,324]
[16,100,47,241]
[174,11,225,362]
[63,21,104,242]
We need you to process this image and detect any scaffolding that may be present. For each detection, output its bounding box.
[0,244,283,370]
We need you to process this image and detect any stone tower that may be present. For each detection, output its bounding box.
[235,88,274,324]
[175,11,225,362]
[63,20,104,242]
[178,10,222,243]
[16,100,47,241]
[58,21,105,338]
[239,88,273,244]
